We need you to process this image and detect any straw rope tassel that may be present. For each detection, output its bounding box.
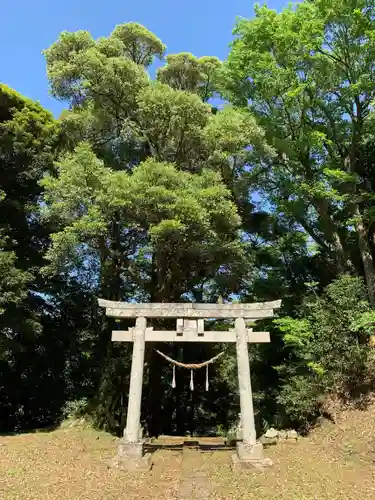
[154,349,225,392]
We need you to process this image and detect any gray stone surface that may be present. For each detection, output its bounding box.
[259,428,299,445]
[176,318,184,334]
[123,317,146,443]
[98,298,282,312]
[111,329,270,343]
[235,318,257,446]
[236,427,243,440]
[259,435,277,445]
[264,427,279,439]
[197,319,204,334]
[106,440,152,471]
[107,452,152,471]
[260,428,278,445]
[117,440,144,459]
[232,442,273,469]
[278,430,288,440]
[287,429,298,440]
[98,299,281,319]
[231,452,273,470]
[237,442,264,461]
[107,306,277,319]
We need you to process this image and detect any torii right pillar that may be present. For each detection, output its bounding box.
[233,317,273,469]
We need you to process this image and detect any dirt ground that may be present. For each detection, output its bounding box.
[1,405,375,500]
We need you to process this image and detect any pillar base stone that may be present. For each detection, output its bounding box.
[106,440,152,471]
[231,442,273,470]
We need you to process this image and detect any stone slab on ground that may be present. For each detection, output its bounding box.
[106,440,152,471]
[152,436,227,448]
[231,452,273,470]
[106,452,152,471]
[231,442,273,470]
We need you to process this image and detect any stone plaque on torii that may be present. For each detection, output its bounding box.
[98,299,281,470]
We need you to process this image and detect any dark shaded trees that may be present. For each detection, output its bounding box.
[0,84,64,430]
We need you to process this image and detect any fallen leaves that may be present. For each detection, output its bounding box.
[1,404,375,499]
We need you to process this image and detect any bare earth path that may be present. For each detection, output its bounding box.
[2,405,375,499]
[148,437,222,499]
[178,448,212,500]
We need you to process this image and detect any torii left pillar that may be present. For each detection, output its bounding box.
[108,316,152,471]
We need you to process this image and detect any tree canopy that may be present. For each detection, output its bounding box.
[222,0,375,304]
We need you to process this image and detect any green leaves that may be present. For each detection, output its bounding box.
[42,20,269,305]
[274,275,373,426]
[0,83,60,277]
[41,143,243,299]
[0,245,31,315]
[44,26,149,109]
[205,106,273,165]
[43,30,96,102]
[111,22,166,66]
[275,318,312,350]
[122,158,241,238]
[6,6,375,437]
[41,143,110,273]
[157,52,222,101]
[41,143,111,223]
[222,0,375,290]
[350,310,375,335]
[137,83,210,166]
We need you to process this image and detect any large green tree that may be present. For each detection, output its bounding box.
[43,22,272,302]
[222,0,375,305]
[41,22,275,435]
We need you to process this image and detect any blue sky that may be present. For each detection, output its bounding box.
[1,0,288,117]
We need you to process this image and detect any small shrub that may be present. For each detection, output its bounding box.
[62,398,89,420]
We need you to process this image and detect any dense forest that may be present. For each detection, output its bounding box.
[2,0,375,438]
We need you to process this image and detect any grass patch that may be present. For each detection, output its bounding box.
[1,405,375,499]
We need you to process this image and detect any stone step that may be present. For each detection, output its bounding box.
[153,435,226,446]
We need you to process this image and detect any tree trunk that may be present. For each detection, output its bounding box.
[346,104,375,307]
[313,198,352,272]
[354,205,375,307]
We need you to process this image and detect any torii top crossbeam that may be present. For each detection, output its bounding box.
[97,299,282,319]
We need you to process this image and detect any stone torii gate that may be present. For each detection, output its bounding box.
[98,299,281,470]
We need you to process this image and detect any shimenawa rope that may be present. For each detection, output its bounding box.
[155,349,225,392]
